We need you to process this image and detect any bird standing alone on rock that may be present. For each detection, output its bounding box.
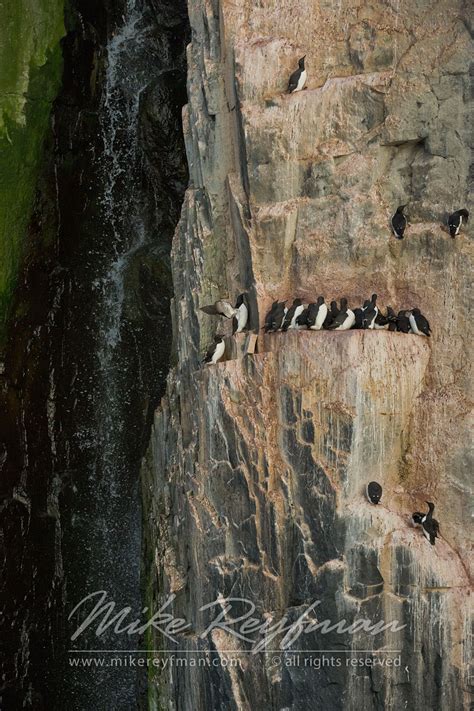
[412,502,439,545]
[367,482,382,504]
[447,208,469,237]
[232,293,249,334]
[202,336,225,365]
[391,205,407,239]
[288,56,307,94]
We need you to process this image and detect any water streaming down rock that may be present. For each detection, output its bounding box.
[0,0,189,707]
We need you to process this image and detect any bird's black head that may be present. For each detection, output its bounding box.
[317,296,324,304]
[215,335,224,342]
[371,293,377,303]
[412,308,420,315]
[298,56,306,68]
[387,306,395,317]
[412,513,424,524]
[397,205,407,213]
[340,298,348,308]
[459,209,469,220]
[426,501,435,512]
[294,298,303,305]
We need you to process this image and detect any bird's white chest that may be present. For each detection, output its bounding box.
[212,341,225,364]
[313,303,328,330]
[337,309,355,330]
[235,303,248,332]
[409,313,422,335]
[290,304,305,328]
[295,69,307,92]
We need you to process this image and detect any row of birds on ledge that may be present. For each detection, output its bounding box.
[367,483,439,546]
[200,293,431,363]
[287,58,470,240]
[264,295,431,335]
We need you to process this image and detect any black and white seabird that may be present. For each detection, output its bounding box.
[386,306,397,331]
[409,308,431,337]
[391,205,407,239]
[352,308,364,329]
[447,208,469,238]
[412,502,439,545]
[327,298,355,331]
[202,335,225,365]
[396,310,411,333]
[288,56,307,94]
[296,307,310,328]
[307,296,328,330]
[264,301,279,333]
[367,481,382,504]
[362,294,378,329]
[232,293,249,334]
[282,298,305,331]
[374,309,390,330]
[200,299,236,319]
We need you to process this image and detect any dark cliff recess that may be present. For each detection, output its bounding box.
[0,0,189,708]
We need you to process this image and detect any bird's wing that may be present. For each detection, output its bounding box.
[200,304,219,315]
[288,70,299,91]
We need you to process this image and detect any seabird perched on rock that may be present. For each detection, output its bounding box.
[391,205,407,239]
[367,481,382,504]
[327,298,355,331]
[202,335,225,365]
[396,310,411,333]
[200,299,236,319]
[374,309,390,329]
[362,294,378,329]
[447,208,469,238]
[232,293,249,334]
[412,502,439,545]
[352,308,364,329]
[265,301,287,332]
[409,308,431,337]
[282,298,305,331]
[296,306,310,328]
[288,56,307,94]
[264,301,279,332]
[307,296,328,330]
[386,306,397,331]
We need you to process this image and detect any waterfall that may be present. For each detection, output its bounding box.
[60,0,189,707]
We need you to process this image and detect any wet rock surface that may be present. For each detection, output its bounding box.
[143,0,472,709]
[0,0,189,707]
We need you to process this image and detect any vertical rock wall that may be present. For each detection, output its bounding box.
[143,0,472,708]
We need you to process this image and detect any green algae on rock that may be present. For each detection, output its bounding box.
[0,0,65,343]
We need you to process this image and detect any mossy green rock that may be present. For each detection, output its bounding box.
[0,0,65,343]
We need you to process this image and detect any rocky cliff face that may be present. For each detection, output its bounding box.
[143,0,472,708]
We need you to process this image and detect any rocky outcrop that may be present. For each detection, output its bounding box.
[143,0,472,709]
